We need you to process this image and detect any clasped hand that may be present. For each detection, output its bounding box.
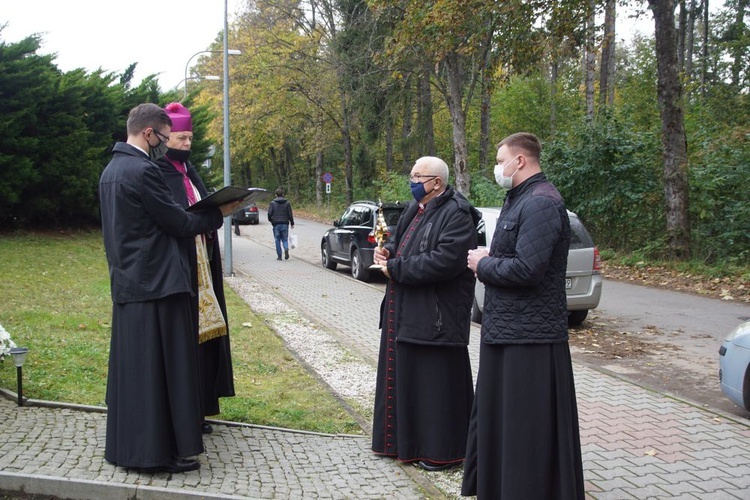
[467,248,489,273]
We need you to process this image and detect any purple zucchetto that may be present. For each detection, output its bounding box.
[164,102,192,132]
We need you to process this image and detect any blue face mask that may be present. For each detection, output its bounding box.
[410,181,427,202]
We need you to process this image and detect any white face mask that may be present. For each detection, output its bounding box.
[494,156,520,189]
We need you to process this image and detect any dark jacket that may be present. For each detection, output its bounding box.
[476,172,571,344]
[382,186,481,346]
[99,143,224,303]
[268,197,294,226]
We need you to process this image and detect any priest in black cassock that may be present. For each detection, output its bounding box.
[463,132,584,498]
[372,156,480,471]
[155,103,235,435]
[99,103,238,473]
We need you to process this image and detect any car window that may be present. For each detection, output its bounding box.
[339,207,357,226]
[342,206,371,226]
[382,208,404,226]
[569,216,594,249]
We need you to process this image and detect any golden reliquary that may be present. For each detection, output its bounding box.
[370,200,389,270]
[374,200,389,249]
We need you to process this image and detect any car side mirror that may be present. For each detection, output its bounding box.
[333,219,341,227]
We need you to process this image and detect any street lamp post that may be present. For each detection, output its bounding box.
[223,0,234,276]
[181,75,221,99]
[183,49,240,100]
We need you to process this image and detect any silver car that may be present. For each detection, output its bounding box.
[719,320,750,411]
[472,207,602,326]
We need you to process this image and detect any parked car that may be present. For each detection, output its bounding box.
[232,202,260,225]
[472,207,602,327]
[321,200,406,282]
[719,320,750,411]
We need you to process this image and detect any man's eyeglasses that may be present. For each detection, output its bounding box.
[152,129,170,144]
[409,174,437,183]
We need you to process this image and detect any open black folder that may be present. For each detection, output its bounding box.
[187,186,269,213]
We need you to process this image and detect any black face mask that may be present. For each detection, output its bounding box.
[166,148,191,163]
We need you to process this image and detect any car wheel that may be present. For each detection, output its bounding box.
[322,241,337,270]
[351,249,370,282]
[471,296,482,324]
[568,309,588,327]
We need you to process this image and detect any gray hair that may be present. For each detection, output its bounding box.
[415,156,450,183]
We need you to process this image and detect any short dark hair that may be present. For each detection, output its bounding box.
[126,103,172,136]
[275,188,284,197]
[497,132,541,160]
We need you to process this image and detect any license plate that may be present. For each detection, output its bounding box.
[565,278,572,289]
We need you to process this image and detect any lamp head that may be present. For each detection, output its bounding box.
[9,347,29,368]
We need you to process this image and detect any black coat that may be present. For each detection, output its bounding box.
[476,172,571,344]
[99,143,224,304]
[381,186,481,346]
[155,156,236,413]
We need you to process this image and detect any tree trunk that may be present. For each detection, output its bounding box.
[701,0,709,96]
[315,150,324,206]
[402,75,413,171]
[649,0,691,259]
[686,0,696,85]
[599,0,616,109]
[479,66,492,170]
[385,105,394,172]
[550,57,558,135]
[444,53,470,195]
[340,91,354,205]
[731,0,748,88]
[678,0,687,73]
[418,60,435,156]
[584,0,596,120]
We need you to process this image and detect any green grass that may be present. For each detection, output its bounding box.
[0,230,361,435]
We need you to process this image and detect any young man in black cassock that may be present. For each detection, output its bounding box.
[372,156,480,471]
[463,132,585,498]
[99,103,237,473]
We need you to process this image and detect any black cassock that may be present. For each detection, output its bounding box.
[461,342,585,499]
[156,157,235,417]
[105,295,204,467]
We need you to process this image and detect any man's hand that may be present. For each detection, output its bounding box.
[373,246,390,266]
[467,248,489,273]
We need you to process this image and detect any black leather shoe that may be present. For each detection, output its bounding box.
[201,422,213,434]
[417,460,457,472]
[285,249,289,260]
[142,458,200,473]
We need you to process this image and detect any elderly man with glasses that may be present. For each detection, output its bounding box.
[371,156,481,472]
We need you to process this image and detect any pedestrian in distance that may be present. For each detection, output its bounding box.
[98,103,239,474]
[267,188,295,260]
[372,156,480,471]
[462,132,585,498]
[155,102,236,436]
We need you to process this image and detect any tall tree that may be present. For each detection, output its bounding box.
[648,0,691,258]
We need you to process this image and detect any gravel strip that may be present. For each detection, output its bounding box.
[226,276,465,498]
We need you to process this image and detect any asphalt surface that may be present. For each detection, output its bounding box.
[2,215,750,499]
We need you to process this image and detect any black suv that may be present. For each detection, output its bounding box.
[321,200,406,282]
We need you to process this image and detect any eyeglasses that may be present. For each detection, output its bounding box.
[152,128,170,144]
[409,174,438,183]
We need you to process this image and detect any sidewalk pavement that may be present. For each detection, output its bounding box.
[2,228,750,499]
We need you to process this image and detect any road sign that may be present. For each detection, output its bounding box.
[322,172,333,183]
[326,182,331,194]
